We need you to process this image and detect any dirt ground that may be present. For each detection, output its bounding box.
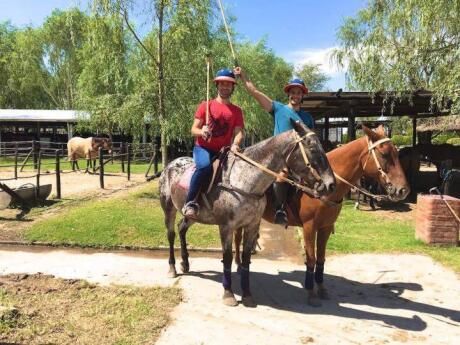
[0,220,459,345]
[354,201,416,222]
[0,171,147,241]
[0,169,146,199]
[0,273,180,345]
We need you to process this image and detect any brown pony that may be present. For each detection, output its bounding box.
[67,137,112,171]
[235,125,410,306]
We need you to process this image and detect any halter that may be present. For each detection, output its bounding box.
[230,130,323,198]
[286,131,322,183]
[362,136,393,187]
[333,135,394,202]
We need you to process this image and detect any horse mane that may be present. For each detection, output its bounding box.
[327,136,366,160]
[242,130,292,161]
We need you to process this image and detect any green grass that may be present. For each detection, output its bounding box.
[25,180,220,248]
[0,156,162,175]
[327,201,460,273]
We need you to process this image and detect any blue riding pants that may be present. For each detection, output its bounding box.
[185,145,218,203]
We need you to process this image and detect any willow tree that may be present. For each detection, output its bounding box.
[76,4,132,139]
[231,40,293,139]
[92,0,221,165]
[0,22,18,107]
[40,9,88,109]
[295,63,330,92]
[333,0,460,117]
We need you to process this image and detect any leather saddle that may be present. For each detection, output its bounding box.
[178,147,231,194]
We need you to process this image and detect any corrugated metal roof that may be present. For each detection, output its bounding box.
[0,109,89,122]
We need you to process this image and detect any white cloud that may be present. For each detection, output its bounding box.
[283,46,348,90]
[284,46,345,75]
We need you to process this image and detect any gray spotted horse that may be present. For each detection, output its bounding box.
[159,120,336,307]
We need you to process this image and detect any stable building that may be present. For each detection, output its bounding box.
[0,109,86,144]
[301,90,451,145]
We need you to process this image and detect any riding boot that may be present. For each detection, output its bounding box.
[273,182,289,228]
[182,201,200,219]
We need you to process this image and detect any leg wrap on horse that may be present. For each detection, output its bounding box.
[240,266,250,292]
[304,265,315,290]
[315,261,325,284]
[222,268,232,290]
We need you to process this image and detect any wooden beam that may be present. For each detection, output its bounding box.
[324,116,329,142]
[348,110,356,142]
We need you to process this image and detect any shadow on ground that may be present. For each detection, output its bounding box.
[188,269,460,332]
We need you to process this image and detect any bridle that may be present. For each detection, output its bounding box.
[229,130,324,198]
[362,137,392,183]
[333,135,395,201]
[285,131,322,183]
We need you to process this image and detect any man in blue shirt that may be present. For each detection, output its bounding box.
[235,67,314,227]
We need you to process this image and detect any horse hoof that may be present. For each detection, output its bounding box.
[241,295,256,308]
[317,288,330,300]
[180,261,189,274]
[307,295,322,307]
[167,266,177,278]
[222,290,238,307]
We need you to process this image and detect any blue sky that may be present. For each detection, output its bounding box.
[0,0,367,90]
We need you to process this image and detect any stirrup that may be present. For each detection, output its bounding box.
[182,201,199,219]
[274,209,288,228]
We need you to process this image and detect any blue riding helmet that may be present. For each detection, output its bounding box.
[214,68,236,84]
[284,78,308,94]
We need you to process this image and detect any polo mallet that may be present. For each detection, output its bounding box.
[216,0,239,67]
[205,54,212,141]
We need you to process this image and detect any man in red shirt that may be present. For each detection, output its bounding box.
[183,68,245,219]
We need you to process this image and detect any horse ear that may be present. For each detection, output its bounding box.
[290,119,307,135]
[376,124,386,136]
[362,125,380,142]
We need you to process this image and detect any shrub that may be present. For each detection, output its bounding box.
[446,137,460,146]
[391,134,411,146]
[432,132,457,144]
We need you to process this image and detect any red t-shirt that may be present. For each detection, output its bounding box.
[195,99,244,152]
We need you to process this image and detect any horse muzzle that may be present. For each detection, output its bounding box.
[315,178,336,195]
[314,180,336,197]
[387,184,410,202]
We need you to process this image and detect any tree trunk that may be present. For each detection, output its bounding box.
[157,0,168,167]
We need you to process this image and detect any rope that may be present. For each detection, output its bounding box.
[233,150,317,197]
[333,173,387,201]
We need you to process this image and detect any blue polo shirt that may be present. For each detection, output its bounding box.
[271,101,314,135]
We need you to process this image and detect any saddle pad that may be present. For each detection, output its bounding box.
[178,165,196,190]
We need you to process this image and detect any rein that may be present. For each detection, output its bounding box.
[230,131,320,198]
[333,136,392,202]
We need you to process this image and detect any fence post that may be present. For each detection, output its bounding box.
[99,147,104,189]
[14,147,18,180]
[153,143,158,174]
[55,150,61,199]
[121,142,125,173]
[127,144,131,181]
[35,150,41,202]
[33,140,38,170]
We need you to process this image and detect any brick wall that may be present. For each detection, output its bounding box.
[416,194,460,245]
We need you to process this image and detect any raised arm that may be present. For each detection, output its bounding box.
[234,67,273,113]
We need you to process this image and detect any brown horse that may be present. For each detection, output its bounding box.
[235,125,410,306]
[67,137,112,172]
